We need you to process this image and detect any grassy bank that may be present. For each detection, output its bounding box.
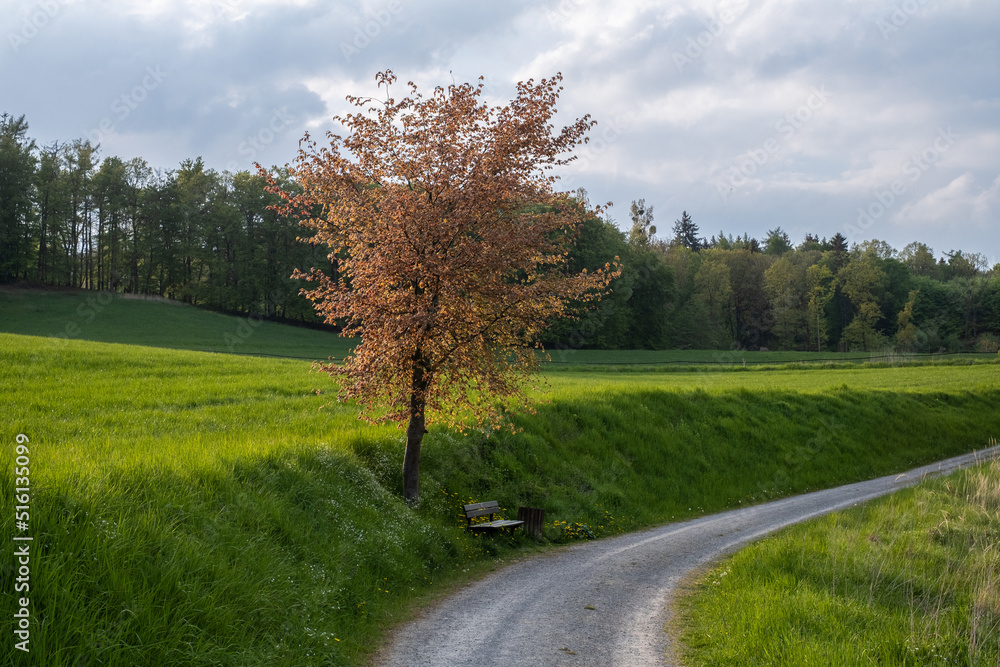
[2,328,999,665]
[678,453,1000,666]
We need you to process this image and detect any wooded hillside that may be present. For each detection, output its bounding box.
[2,113,998,352]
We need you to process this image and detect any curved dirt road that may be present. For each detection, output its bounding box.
[376,446,1000,667]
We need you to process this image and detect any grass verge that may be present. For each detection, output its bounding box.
[678,451,1000,666]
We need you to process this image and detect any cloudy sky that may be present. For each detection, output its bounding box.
[3,0,998,264]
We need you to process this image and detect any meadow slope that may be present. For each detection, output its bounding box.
[0,287,351,360]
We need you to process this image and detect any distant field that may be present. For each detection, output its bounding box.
[544,363,1000,394]
[0,288,354,360]
[544,346,997,370]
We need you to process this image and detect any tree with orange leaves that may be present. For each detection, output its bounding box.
[267,70,618,504]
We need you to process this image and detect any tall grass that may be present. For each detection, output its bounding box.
[679,446,1000,666]
[1,328,998,665]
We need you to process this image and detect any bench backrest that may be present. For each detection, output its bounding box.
[463,501,500,519]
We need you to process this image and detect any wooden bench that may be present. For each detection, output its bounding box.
[463,501,525,534]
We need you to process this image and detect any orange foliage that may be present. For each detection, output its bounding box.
[264,70,618,501]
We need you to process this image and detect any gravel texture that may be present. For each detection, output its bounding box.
[375,446,1000,667]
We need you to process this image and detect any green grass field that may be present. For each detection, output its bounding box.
[545,346,996,369]
[0,288,353,360]
[1,290,999,665]
[679,455,1000,666]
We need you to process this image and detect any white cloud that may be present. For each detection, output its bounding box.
[896,173,1000,228]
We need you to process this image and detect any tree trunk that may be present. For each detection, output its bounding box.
[402,352,429,505]
[403,403,425,505]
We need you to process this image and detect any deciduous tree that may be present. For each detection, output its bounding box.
[764,254,807,348]
[838,248,888,351]
[628,198,655,248]
[896,289,921,351]
[693,249,734,346]
[724,249,772,349]
[900,241,936,277]
[269,71,617,503]
[805,263,834,351]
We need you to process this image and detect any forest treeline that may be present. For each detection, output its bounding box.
[549,197,1000,353]
[0,113,329,321]
[2,113,999,352]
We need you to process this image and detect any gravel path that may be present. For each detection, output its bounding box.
[375,446,1000,667]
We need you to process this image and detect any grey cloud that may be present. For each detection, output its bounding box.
[1,0,997,261]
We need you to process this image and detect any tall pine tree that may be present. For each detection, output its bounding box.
[0,114,37,282]
[671,210,702,251]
